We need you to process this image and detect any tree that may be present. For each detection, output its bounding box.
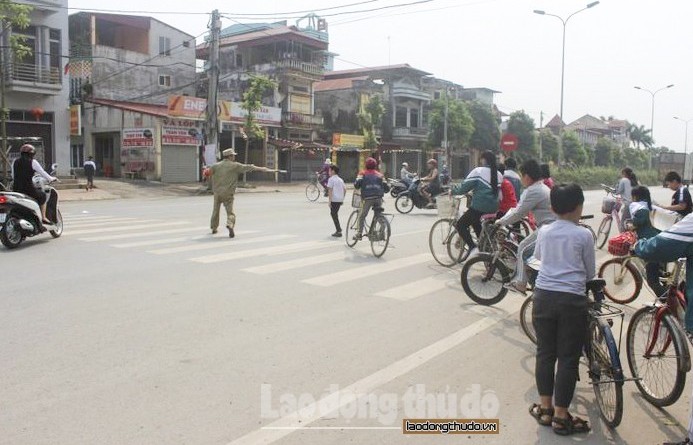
[468,100,500,153]
[358,94,384,151]
[241,75,277,182]
[594,137,615,167]
[628,123,654,149]
[427,98,474,153]
[506,111,538,162]
[0,1,33,185]
[538,129,559,163]
[562,131,587,165]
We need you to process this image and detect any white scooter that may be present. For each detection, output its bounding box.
[0,174,63,249]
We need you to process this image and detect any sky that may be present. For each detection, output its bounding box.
[67,0,693,154]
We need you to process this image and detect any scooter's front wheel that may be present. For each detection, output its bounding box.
[0,216,24,249]
[395,194,414,214]
[50,209,63,238]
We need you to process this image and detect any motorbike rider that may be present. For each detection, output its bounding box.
[400,162,416,187]
[353,157,389,240]
[12,144,58,224]
[420,158,441,208]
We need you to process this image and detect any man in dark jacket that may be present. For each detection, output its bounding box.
[12,144,57,223]
[353,157,389,240]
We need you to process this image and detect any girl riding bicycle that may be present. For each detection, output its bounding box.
[617,167,638,228]
[629,185,666,297]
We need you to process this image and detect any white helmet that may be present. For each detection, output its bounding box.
[402,162,409,167]
[324,158,331,164]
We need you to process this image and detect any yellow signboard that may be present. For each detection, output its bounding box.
[332,133,364,148]
[69,105,81,136]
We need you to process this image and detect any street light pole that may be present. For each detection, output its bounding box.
[534,2,599,165]
[674,116,693,182]
[634,84,674,169]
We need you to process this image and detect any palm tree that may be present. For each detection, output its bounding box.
[628,124,653,149]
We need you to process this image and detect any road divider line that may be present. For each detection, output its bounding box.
[302,253,430,287]
[191,241,333,264]
[374,275,450,301]
[65,221,189,236]
[149,234,295,255]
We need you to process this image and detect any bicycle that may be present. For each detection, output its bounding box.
[596,184,627,249]
[428,195,469,267]
[305,172,327,202]
[520,279,626,428]
[626,257,691,407]
[344,191,392,258]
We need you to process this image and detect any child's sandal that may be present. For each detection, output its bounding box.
[528,403,553,426]
[552,413,590,436]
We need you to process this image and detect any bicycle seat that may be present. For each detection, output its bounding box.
[586,279,606,294]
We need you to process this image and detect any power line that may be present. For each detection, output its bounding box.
[331,0,500,26]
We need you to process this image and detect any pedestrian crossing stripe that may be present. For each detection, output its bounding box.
[66,218,141,228]
[374,275,451,301]
[190,241,333,264]
[242,251,347,274]
[110,231,260,248]
[65,221,189,236]
[302,253,430,287]
[148,234,296,255]
[79,226,200,242]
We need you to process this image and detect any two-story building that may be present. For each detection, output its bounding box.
[68,12,198,180]
[1,0,71,175]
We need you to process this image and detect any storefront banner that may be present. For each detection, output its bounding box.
[69,105,81,136]
[167,96,207,120]
[332,133,365,148]
[122,128,155,148]
[218,101,281,126]
[161,120,200,145]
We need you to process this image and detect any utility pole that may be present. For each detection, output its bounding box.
[538,111,544,161]
[0,21,9,186]
[443,86,449,168]
[206,10,221,159]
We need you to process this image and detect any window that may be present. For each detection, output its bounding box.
[434,91,441,100]
[49,28,61,72]
[159,36,171,56]
[159,75,171,87]
[395,106,407,127]
[71,144,84,168]
[182,40,190,48]
[410,108,419,128]
[235,53,243,67]
[290,94,311,114]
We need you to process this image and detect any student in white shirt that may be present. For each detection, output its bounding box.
[327,164,346,237]
[528,183,595,436]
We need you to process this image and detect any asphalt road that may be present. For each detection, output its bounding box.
[0,186,689,445]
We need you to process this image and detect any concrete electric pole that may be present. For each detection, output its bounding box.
[206,10,221,159]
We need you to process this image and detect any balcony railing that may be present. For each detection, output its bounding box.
[275,59,324,76]
[4,62,61,85]
[393,126,428,138]
[283,111,324,127]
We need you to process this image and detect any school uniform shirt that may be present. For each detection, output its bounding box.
[534,219,596,296]
[671,185,693,217]
[629,201,660,240]
[503,169,522,201]
[451,166,503,214]
[327,175,346,203]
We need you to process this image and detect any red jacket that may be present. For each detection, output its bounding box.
[499,178,518,214]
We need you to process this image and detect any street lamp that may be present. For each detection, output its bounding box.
[634,84,674,169]
[674,116,693,182]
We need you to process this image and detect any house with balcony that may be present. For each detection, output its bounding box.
[68,12,197,179]
[196,15,332,181]
[315,64,432,178]
[0,0,71,175]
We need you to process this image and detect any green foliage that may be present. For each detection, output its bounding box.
[562,131,587,165]
[468,101,500,152]
[428,98,474,152]
[0,1,33,59]
[594,138,615,167]
[358,94,385,151]
[538,130,559,163]
[628,123,654,149]
[506,111,537,161]
[241,76,277,139]
[553,167,660,188]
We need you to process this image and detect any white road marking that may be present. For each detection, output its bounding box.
[242,251,347,274]
[374,275,450,301]
[302,253,430,286]
[227,315,502,445]
[65,221,189,236]
[108,230,261,248]
[149,234,295,255]
[65,218,141,228]
[79,226,204,242]
[191,241,333,264]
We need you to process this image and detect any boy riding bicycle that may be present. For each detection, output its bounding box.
[353,157,389,240]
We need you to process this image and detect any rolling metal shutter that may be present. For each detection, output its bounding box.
[161,145,197,183]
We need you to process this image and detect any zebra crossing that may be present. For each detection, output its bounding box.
[61,212,462,302]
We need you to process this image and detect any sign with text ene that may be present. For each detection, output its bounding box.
[167,95,207,120]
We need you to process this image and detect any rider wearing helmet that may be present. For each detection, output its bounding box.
[420,158,441,208]
[12,144,58,223]
[353,157,389,240]
[318,158,331,196]
[400,161,415,186]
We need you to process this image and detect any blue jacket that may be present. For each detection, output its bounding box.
[354,169,388,199]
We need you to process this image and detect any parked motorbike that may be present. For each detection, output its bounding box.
[0,175,63,249]
[394,178,449,214]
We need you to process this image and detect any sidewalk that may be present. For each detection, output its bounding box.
[59,178,307,202]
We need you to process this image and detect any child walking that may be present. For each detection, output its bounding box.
[529,183,595,436]
[327,164,346,237]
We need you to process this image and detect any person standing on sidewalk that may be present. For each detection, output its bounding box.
[204,148,275,238]
[83,156,96,191]
[327,164,346,237]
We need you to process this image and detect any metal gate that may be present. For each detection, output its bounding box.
[161,145,197,183]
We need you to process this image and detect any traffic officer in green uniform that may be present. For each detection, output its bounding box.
[205,148,275,238]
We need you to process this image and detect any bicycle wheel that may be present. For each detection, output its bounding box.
[305,183,320,202]
[369,214,390,258]
[345,210,359,248]
[519,219,532,239]
[519,296,536,344]
[395,194,414,214]
[598,258,642,304]
[626,308,688,407]
[589,319,624,428]
[596,217,612,249]
[429,218,463,267]
[460,253,510,306]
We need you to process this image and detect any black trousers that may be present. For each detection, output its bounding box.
[645,262,667,297]
[330,202,342,232]
[533,288,589,408]
[455,207,484,249]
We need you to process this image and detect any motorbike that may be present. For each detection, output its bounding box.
[387,176,414,198]
[394,178,449,214]
[0,175,63,249]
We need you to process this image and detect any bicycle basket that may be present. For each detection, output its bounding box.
[607,231,637,256]
[436,195,455,217]
[351,190,362,208]
[601,197,617,214]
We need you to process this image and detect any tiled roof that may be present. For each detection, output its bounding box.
[324,64,431,79]
[314,76,369,92]
[546,114,565,127]
[86,98,169,118]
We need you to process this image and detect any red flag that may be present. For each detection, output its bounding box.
[64,62,70,75]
